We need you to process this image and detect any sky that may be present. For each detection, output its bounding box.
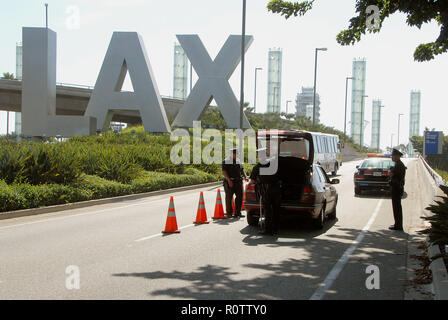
[1,0,447,150]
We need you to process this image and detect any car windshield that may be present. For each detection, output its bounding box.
[258,137,310,160]
[360,159,394,169]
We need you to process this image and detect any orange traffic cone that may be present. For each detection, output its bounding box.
[162,196,180,234]
[212,189,226,220]
[194,192,209,224]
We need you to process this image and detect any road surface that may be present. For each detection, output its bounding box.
[0,159,431,299]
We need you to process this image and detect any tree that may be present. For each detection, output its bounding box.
[410,135,423,154]
[267,0,448,61]
[1,72,16,80]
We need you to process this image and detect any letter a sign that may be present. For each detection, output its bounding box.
[85,32,170,133]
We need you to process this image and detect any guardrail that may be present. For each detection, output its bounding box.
[419,154,446,187]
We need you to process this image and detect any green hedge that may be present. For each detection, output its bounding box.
[131,168,216,194]
[0,169,219,213]
[0,179,91,212]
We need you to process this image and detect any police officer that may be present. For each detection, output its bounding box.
[389,148,406,231]
[222,148,247,218]
[250,149,281,235]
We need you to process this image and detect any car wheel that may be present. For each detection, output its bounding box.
[247,210,259,226]
[354,187,362,195]
[328,199,337,220]
[313,205,325,229]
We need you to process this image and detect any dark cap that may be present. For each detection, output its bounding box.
[392,148,403,156]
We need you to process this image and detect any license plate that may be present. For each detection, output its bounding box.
[373,172,382,176]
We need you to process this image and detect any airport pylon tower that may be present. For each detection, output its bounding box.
[350,58,367,147]
[408,90,421,157]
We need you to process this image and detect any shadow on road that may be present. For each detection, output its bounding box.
[113,225,409,299]
[240,216,338,244]
[355,191,408,200]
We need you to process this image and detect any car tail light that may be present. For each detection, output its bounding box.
[245,183,256,201]
[303,187,314,194]
[382,171,389,175]
[301,186,316,203]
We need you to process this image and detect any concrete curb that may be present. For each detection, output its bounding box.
[0,181,222,221]
[429,244,448,300]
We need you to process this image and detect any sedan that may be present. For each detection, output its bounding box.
[354,157,394,195]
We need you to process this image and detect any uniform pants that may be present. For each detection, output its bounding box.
[223,180,243,216]
[391,188,403,229]
[262,185,281,233]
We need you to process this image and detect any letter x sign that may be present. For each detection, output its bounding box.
[172,35,253,129]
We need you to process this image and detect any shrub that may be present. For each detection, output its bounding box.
[0,180,91,213]
[0,142,82,185]
[420,185,448,262]
[131,169,216,194]
[74,175,133,199]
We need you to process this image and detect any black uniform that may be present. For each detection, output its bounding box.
[250,161,281,234]
[390,159,406,230]
[222,158,245,217]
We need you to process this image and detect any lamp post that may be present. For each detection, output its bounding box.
[45,3,48,28]
[398,113,404,146]
[254,67,262,113]
[344,77,354,140]
[312,47,327,129]
[239,0,247,130]
[360,94,368,149]
[6,112,9,136]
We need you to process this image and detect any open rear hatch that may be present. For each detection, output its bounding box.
[256,130,314,203]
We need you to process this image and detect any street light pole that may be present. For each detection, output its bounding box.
[312,47,327,129]
[239,0,246,130]
[254,67,262,113]
[344,77,354,140]
[398,113,404,146]
[45,3,48,29]
[6,111,9,136]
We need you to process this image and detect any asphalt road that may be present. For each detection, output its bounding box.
[0,158,429,300]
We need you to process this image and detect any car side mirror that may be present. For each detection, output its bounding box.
[356,165,359,169]
[331,179,340,185]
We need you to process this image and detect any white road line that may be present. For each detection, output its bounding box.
[309,199,384,300]
[135,224,195,242]
[0,190,215,231]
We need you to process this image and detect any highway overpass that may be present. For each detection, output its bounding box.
[0,79,184,126]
